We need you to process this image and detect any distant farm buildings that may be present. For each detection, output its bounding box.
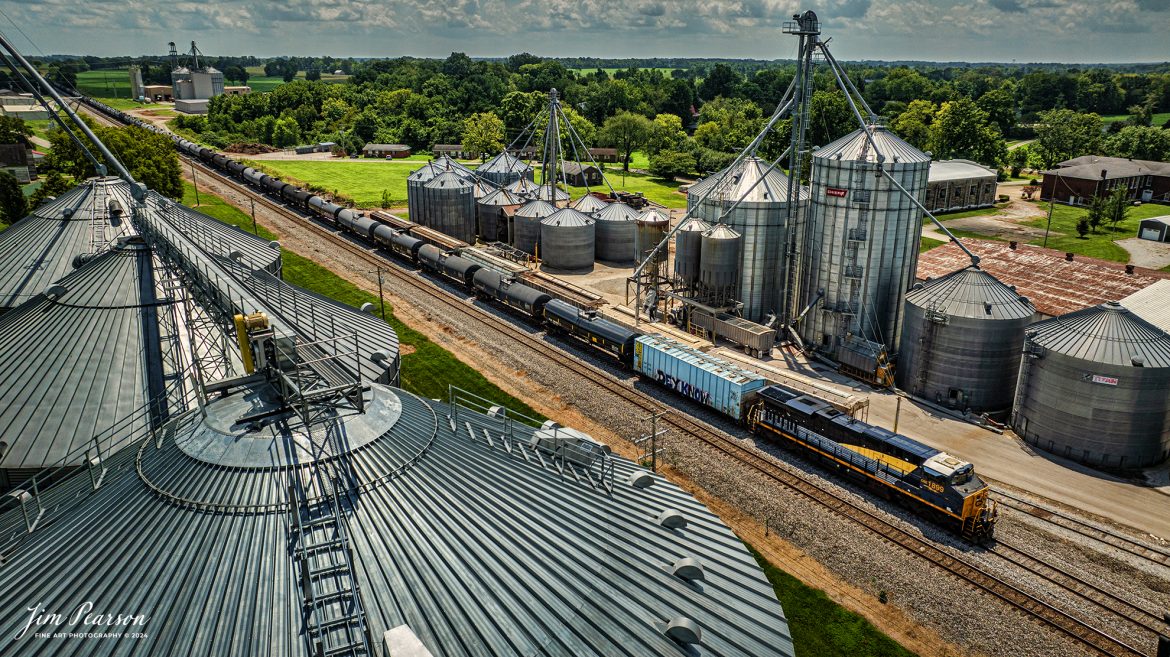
[363,143,411,158]
[1041,155,1170,205]
[925,159,998,213]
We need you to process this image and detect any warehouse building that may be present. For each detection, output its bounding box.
[562,161,603,186]
[917,238,1167,319]
[1041,155,1170,205]
[924,159,998,213]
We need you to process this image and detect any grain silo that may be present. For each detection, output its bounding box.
[422,170,477,244]
[699,224,742,303]
[593,201,639,263]
[540,207,596,270]
[478,188,521,243]
[571,193,610,215]
[478,152,534,187]
[406,161,442,224]
[506,177,541,199]
[471,178,497,202]
[797,124,930,356]
[635,208,670,268]
[897,266,1036,415]
[433,154,474,178]
[536,183,571,205]
[1012,302,1170,469]
[513,199,558,255]
[686,157,807,323]
[674,218,711,291]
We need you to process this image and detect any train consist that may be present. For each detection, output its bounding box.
[82,97,997,540]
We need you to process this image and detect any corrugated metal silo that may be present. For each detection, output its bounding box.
[593,201,639,263]
[571,194,610,215]
[536,184,571,205]
[635,208,670,268]
[406,162,442,225]
[674,218,711,289]
[506,177,541,199]
[477,188,520,244]
[686,157,807,323]
[1012,302,1170,469]
[422,171,477,244]
[478,152,534,187]
[513,199,558,255]
[540,208,596,270]
[433,154,474,178]
[700,223,741,302]
[897,266,1037,414]
[798,125,930,356]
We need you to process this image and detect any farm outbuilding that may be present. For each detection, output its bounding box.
[1138,216,1170,242]
[562,161,603,187]
[925,159,998,213]
[362,143,411,158]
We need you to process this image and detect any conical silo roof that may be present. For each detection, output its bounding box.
[907,266,1035,321]
[815,124,930,165]
[679,217,711,233]
[1027,301,1170,367]
[687,156,809,204]
[514,199,558,218]
[638,208,670,225]
[595,201,640,222]
[408,161,444,184]
[535,183,571,203]
[433,154,474,176]
[481,188,521,206]
[703,222,742,239]
[571,194,610,214]
[479,151,531,175]
[423,170,474,190]
[541,207,595,227]
[471,178,497,199]
[506,177,541,196]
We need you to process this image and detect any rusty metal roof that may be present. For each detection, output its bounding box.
[916,238,1167,317]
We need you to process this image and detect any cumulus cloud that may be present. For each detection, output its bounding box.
[0,0,1165,61]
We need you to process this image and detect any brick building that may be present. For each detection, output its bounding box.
[925,159,998,213]
[1041,155,1170,206]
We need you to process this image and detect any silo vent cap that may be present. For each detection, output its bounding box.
[664,617,702,645]
[671,557,705,582]
[627,470,654,489]
[1132,355,1145,367]
[656,509,687,529]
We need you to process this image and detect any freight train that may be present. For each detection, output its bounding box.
[81,97,997,540]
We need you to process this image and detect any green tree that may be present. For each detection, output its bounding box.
[305,68,322,82]
[1103,125,1170,162]
[1086,193,1108,233]
[600,111,653,171]
[1033,109,1103,169]
[1008,147,1029,178]
[644,113,687,156]
[1075,216,1090,238]
[695,96,763,153]
[927,98,1007,166]
[28,170,73,208]
[461,112,505,160]
[648,150,695,181]
[808,90,857,147]
[976,87,1017,136]
[889,100,936,151]
[272,116,301,148]
[1106,185,1130,232]
[101,125,183,199]
[0,170,27,224]
[0,115,32,144]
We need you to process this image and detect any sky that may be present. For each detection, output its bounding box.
[0,0,1167,64]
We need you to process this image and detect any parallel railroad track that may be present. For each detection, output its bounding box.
[175,153,1153,657]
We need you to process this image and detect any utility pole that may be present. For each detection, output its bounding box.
[376,267,386,321]
[635,410,669,471]
[190,162,201,206]
[1043,171,1059,248]
[250,198,257,235]
[893,395,902,434]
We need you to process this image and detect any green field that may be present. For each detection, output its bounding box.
[92,96,154,111]
[923,205,1000,224]
[243,66,350,92]
[1021,200,1169,262]
[247,159,689,209]
[1100,112,1170,125]
[919,236,945,253]
[74,69,133,98]
[749,546,916,657]
[181,180,545,411]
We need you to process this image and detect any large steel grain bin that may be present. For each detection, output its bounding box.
[674,218,711,289]
[422,170,477,244]
[797,124,930,357]
[512,199,558,255]
[687,156,808,323]
[636,208,670,267]
[897,266,1036,415]
[540,208,596,270]
[535,183,571,205]
[477,188,521,243]
[593,201,639,263]
[633,334,766,421]
[478,152,534,187]
[1012,301,1170,470]
[699,223,741,303]
[406,161,443,224]
[571,194,610,215]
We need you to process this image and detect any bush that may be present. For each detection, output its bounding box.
[648,150,696,181]
[1076,217,1090,238]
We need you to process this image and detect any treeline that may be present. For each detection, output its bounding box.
[151,52,1170,179]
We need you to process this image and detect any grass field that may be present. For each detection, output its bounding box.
[180,180,545,412]
[1101,112,1170,125]
[919,236,946,253]
[749,546,916,657]
[74,69,133,98]
[1021,200,1169,262]
[243,66,350,92]
[924,205,1000,224]
[245,159,690,209]
[91,96,154,111]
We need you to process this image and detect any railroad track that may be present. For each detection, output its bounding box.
[172,153,1152,657]
[995,489,1170,569]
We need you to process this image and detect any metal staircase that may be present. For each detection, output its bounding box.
[89,181,108,253]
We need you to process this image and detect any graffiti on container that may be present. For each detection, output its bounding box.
[656,370,712,406]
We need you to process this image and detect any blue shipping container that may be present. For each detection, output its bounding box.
[634,334,766,420]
